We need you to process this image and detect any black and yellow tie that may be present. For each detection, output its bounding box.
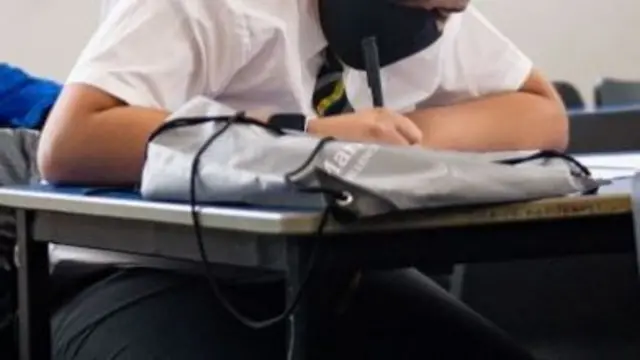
[312,48,353,117]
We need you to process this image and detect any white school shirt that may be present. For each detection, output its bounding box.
[52,0,533,275]
[99,0,121,22]
[69,0,531,114]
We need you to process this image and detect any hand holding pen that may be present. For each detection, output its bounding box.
[305,37,422,145]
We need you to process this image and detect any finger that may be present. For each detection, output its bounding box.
[372,122,410,146]
[393,117,423,145]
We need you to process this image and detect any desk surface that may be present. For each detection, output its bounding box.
[0,176,632,235]
[0,186,321,234]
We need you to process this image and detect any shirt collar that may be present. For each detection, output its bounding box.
[298,0,328,61]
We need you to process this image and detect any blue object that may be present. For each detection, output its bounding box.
[0,63,62,129]
[567,104,640,116]
[14,183,142,200]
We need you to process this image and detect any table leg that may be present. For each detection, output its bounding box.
[285,238,315,360]
[16,209,50,360]
[632,172,640,278]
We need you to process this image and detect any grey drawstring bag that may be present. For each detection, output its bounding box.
[140,97,604,331]
[140,98,601,222]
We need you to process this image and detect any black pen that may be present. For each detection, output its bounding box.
[362,37,384,108]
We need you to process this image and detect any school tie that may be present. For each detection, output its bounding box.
[312,48,353,117]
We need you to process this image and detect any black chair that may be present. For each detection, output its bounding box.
[594,78,640,108]
[567,107,640,153]
[553,81,585,111]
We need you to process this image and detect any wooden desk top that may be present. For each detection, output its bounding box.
[343,178,632,232]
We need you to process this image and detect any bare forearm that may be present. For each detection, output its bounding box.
[39,106,169,185]
[407,92,568,152]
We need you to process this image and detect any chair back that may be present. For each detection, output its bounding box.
[553,81,585,111]
[568,107,640,153]
[594,78,640,108]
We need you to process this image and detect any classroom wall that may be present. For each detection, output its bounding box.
[475,0,640,106]
[1,0,639,106]
[0,0,100,81]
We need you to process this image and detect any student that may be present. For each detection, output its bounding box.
[38,0,567,358]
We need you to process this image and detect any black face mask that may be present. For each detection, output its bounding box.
[319,0,443,70]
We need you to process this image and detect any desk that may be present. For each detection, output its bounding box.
[1,178,635,360]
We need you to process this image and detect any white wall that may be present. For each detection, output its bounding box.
[0,0,101,81]
[1,0,639,106]
[476,0,640,105]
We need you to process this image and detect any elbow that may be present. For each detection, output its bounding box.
[37,111,97,185]
[37,150,74,185]
[545,99,570,152]
[36,148,57,184]
[37,124,81,185]
[37,83,137,185]
[546,117,569,152]
[520,69,569,152]
[553,129,569,153]
[524,90,569,152]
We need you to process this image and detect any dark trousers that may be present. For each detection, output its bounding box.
[51,267,533,360]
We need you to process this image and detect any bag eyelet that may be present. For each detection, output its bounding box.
[336,191,354,207]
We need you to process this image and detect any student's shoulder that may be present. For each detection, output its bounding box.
[437,5,519,55]
[105,0,253,27]
[100,0,287,50]
[442,5,503,40]
[171,0,298,27]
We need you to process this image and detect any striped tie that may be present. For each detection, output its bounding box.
[312,49,353,117]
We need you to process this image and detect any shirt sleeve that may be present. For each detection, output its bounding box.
[67,0,249,112]
[423,6,533,107]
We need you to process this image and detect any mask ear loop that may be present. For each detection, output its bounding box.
[188,113,343,330]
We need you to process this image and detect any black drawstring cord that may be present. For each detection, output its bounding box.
[88,126,597,328]
[78,113,342,329]
[82,114,285,198]
[188,113,340,329]
[498,150,598,195]
[283,136,352,201]
[498,150,592,176]
[282,136,363,316]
